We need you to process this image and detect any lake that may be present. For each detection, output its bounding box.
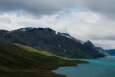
[53,56,115,77]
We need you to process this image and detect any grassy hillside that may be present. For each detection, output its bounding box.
[0,43,87,77]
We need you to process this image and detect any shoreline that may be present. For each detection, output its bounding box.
[51,60,89,77]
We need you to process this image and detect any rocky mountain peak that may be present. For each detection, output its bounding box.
[0,27,106,58]
[17,27,56,33]
[17,27,34,31]
[84,40,95,47]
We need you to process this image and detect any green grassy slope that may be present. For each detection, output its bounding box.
[0,43,87,77]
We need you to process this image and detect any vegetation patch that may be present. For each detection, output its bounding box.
[0,43,88,77]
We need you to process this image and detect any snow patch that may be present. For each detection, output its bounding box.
[55,31,58,35]
[82,41,85,44]
[63,49,66,52]
[22,29,25,31]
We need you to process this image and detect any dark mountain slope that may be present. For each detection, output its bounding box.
[0,43,86,77]
[0,27,105,58]
[97,47,110,56]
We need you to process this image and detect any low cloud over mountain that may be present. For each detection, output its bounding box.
[0,0,115,49]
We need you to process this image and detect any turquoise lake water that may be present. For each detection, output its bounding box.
[53,56,115,77]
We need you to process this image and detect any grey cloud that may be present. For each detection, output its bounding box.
[0,0,73,17]
[89,35,115,41]
[74,0,115,19]
[0,17,11,23]
[1,0,114,19]
[0,1,115,49]
[92,40,115,49]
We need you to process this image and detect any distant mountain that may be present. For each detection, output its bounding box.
[105,49,115,56]
[97,47,110,56]
[0,43,86,77]
[0,27,106,58]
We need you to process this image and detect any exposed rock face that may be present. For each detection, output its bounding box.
[97,47,110,56]
[0,27,105,58]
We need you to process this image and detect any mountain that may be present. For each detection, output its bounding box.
[105,49,115,56]
[0,27,105,58]
[97,47,110,56]
[0,43,87,77]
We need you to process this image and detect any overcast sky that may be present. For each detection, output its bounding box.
[0,0,115,49]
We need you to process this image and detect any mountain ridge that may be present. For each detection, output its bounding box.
[0,27,108,58]
[105,49,115,56]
